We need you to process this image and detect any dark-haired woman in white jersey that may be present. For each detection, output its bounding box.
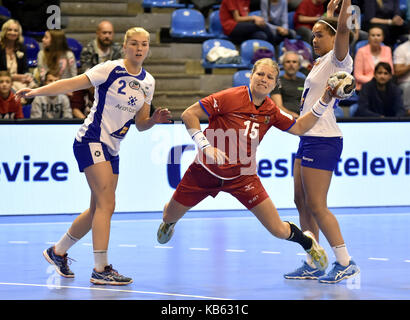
[284,0,360,283]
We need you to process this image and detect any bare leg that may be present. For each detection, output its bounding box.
[293,159,319,239]
[82,161,118,252]
[162,197,192,223]
[300,166,344,247]
[250,198,290,239]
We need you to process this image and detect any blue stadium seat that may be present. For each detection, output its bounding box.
[0,6,11,17]
[142,0,185,9]
[22,104,32,119]
[232,69,252,87]
[240,39,275,68]
[202,39,246,69]
[23,36,40,68]
[349,103,358,117]
[209,10,228,39]
[334,105,344,118]
[67,37,83,68]
[170,9,213,39]
[249,10,261,16]
[288,11,295,30]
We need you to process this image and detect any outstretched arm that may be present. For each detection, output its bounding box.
[15,74,92,99]
[334,0,351,61]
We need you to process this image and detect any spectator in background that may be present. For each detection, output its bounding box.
[260,0,297,45]
[0,70,23,119]
[72,21,123,119]
[353,26,393,90]
[271,51,305,118]
[363,0,408,47]
[393,27,410,116]
[293,0,327,45]
[37,29,77,83]
[219,0,276,45]
[30,72,72,119]
[80,20,122,73]
[0,19,36,93]
[356,62,404,116]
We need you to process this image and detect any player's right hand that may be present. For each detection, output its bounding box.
[15,88,35,100]
[202,146,229,165]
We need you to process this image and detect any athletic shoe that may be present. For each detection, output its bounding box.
[284,261,326,280]
[304,231,328,271]
[318,260,360,284]
[43,246,75,278]
[90,264,133,285]
[157,222,176,244]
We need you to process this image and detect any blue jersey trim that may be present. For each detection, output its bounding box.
[84,66,124,141]
[198,100,210,117]
[284,119,297,132]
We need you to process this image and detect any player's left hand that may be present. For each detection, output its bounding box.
[152,107,172,123]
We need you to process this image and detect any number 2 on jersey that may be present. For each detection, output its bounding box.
[117,80,126,95]
[243,120,259,139]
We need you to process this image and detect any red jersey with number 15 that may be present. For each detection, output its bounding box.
[197,85,296,180]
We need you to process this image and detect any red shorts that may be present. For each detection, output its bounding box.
[173,163,269,210]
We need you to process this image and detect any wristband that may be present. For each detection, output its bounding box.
[191,130,211,150]
[311,99,329,117]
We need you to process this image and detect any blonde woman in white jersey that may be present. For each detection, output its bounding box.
[284,0,360,283]
[16,27,171,285]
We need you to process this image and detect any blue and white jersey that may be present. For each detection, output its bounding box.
[299,50,353,137]
[76,59,155,155]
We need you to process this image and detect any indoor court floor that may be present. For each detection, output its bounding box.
[0,206,409,300]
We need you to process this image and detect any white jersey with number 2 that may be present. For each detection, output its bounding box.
[299,50,353,137]
[75,59,155,156]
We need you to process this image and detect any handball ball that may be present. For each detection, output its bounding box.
[327,71,356,99]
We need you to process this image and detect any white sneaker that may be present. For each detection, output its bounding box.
[157,222,176,244]
[304,231,328,271]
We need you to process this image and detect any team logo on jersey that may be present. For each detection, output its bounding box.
[110,119,134,139]
[129,80,140,90]
[128,96,138,106]
[129,80,147,97]
[264,116,270,124]
[213,98,220,112]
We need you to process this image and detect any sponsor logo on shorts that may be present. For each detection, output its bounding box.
[244,183,255,192]
[248,195,259,204]
[302,156,314,162]
[94,151,101,157]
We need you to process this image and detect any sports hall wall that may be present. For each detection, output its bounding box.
[1,121,409,215]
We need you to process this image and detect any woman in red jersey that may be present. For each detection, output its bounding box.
[156,58,340,274]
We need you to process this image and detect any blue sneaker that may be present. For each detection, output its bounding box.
[284,261,326,280]
[90,264,133,285]
[43,246,75,278]
[318,260,360,284]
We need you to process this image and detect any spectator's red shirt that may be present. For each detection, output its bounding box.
[294,0,325,30]
[219,0,250,35]
[0,92,23,119]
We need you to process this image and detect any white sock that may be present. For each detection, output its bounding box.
[54,232,79,256]
[332,244,350,266]
[93,250,109,272]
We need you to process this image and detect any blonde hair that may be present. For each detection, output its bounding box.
[252,58,280,79]
[0,19,24,49]
[123,27,150,46]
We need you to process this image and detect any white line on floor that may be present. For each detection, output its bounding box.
[154,245,173,249]
[0,282,231,300]
[8,241,29,244]
[368,257,389,261]
[261,251,281,254]
[189,247,209,251]
[225,249,246,253]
